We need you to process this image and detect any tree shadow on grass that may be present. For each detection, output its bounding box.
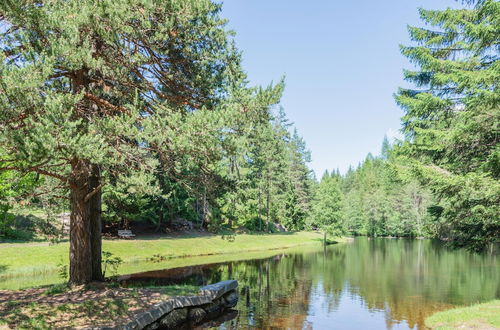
[110,231,215,241]
[246,231,297,236]
[0,212,67,244]
[311,238,340,245]
[103,230,318,243]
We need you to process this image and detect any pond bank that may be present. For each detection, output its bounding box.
[0,280,239,329]
[425,300,500,329]
[0,231,335,289]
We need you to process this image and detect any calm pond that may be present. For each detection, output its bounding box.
[121,238,499,329]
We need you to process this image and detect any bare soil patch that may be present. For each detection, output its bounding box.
[0,283,197,329]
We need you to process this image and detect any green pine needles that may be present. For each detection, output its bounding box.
[0,0,314,283]
[395,0,499,251]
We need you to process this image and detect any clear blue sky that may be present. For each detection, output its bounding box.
[221,0,458,176]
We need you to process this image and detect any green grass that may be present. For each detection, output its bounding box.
[0,243,331,289]
[127,284,200,296]
[0,231,331,289]
[425,300,500,329]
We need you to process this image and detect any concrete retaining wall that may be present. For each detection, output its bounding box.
[98,280,238,330]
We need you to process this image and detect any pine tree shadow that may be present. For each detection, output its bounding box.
[246,231,296,236]
[0,265,8,274]
[311,238,339,245]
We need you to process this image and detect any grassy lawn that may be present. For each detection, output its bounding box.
[0,231,327,281]
[425,300,500,330]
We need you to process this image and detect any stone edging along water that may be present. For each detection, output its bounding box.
[95,280,238,330]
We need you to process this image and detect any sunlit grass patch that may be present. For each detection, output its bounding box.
[425,300,500,330]
[0,231,325,288]
[126,283,199,297]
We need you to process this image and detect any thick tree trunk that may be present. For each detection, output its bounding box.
[69,160,93,285]
[89,165,103,281]
[69,160,104,285]
[68,69,104,284]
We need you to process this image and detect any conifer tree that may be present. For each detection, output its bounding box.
[309,171,344,239]
[340,137,434,238]
[0,0,240,284]
[395,0,499,250]
[283,130,313,230]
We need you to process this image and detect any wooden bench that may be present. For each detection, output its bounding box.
[117,230,136,239]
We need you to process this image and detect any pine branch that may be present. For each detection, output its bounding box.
[83,92,131,116]
[84,183,105,203]
[0,165,68,182]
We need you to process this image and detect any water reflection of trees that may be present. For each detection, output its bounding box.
[203,239,498,329]
[315,239,497,328]
[197,254,313,328]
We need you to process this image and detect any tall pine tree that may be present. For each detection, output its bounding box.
[395,0,499,250]
[0,0,240,284]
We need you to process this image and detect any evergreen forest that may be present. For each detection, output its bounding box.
[0,0,498,289]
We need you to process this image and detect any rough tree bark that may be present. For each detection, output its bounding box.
[89,164,103,281]
[69,159,93,285]
[68,68,105,285]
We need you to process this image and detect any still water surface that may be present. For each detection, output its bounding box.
[123,238,498,329]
